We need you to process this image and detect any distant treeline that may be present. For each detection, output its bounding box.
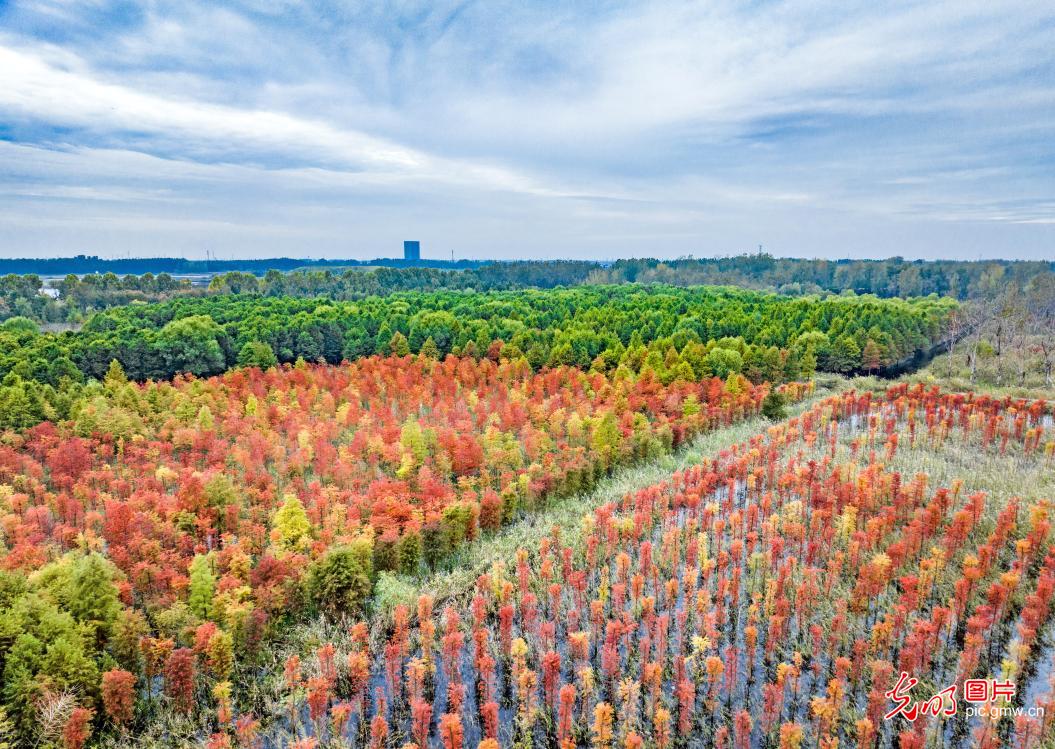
[207,262,601,298]
[1,272,205,323]
[595,255,1055,299]
[0,262,597,323]
[2,254,1050,325]
[212,255,1053,301]
[0,254,487,276]
[3,254,1051,300]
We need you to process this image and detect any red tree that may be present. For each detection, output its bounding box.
[101,669,136,727]
[63,707,93,749]
[439,712,464,749]
[164,648,196,714]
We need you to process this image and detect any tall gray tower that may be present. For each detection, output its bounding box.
[403,241,420,261]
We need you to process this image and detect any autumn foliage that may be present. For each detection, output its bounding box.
[271,384,1054,748]
[101,669,136,727]
[0,354,787,745]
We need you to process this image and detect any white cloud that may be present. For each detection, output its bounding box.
[0,43,425,169]
[0,0,1052,258]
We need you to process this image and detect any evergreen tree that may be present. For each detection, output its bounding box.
[420,336,440,359]
[1,633,44,733]
[548,342,576,367]
[103,359,127,388]
[343,328,374,360]
[156,315,227,376]
[861,339,883,373]
[829,335,862,373]
[761,389,788,421]
[374,322,393,353]
[237,341,278,369]
[390,331,411,356]
[800,346,818,379]
[706,348,743,379]
[397,530,423,576]
[39,635,99,701]
[306,538,375,615]
[590,412,622,469]
[273,494,312,550]
[68,553,120,648]
[0,705,14,749]
[187,554,216,619]
[400,419,429,464]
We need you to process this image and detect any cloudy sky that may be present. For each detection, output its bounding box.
[0,0,1053,260]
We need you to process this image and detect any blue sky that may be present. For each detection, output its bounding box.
[0,0,1053,260]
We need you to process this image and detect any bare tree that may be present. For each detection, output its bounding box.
[1025,272,1055,387]
[957,301,991,383]
[34,689,77,747]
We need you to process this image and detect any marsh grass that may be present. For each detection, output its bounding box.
[883,432,1055,505]
[906,349,1055,401]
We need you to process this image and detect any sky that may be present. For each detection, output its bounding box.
[0,1,1053,261]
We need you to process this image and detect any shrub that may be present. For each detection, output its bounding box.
[397,528,423,576]
[373,530,399,573]
[440,504,473,553]
[306,539,374,616]
[479,490,503,533]
[373,572,417,618]
[421,517,446,569]
[761,389,788,421]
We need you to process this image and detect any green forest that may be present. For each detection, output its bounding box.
[3,255,1050,325]
[0,283,954,430]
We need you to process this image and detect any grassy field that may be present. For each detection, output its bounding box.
[907,342,1055,402]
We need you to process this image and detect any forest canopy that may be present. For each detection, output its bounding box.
[1,255,1048,324]
[0,284,955,430]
